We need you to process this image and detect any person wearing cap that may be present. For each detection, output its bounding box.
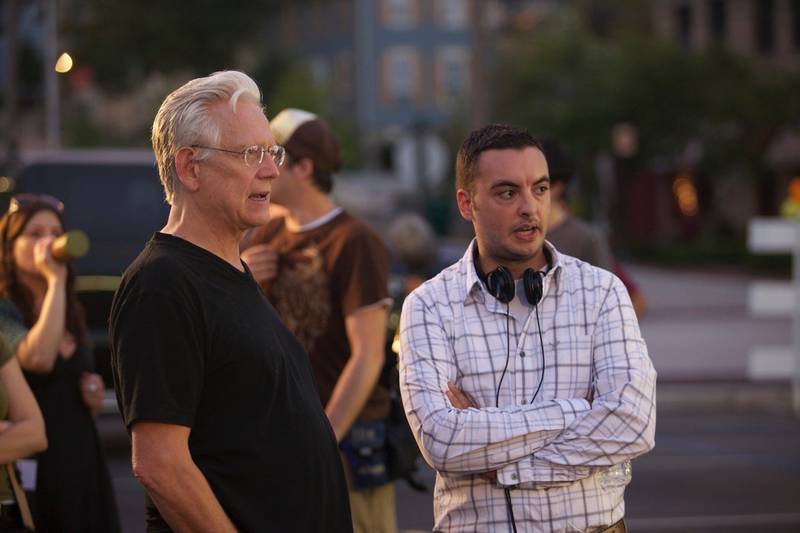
[110,74,352,532]
[242,109,395,533]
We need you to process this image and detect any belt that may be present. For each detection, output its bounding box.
[596,518,626,533]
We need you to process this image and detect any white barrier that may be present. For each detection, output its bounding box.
[747,218,800,415]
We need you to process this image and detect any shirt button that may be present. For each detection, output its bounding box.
[519,351,525,358]
[511,473,519,481]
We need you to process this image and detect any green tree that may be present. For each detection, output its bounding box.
[494,10,800,206]
[70,1,271,90]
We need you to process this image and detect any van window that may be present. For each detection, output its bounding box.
[14,162,169,275]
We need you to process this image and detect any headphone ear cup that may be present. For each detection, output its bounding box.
[487,266,515,304]
[523,269,543,306]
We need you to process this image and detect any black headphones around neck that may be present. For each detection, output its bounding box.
[485,265,543,306]
[474,245,544,306]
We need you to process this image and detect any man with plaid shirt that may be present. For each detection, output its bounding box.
[399,124,656,533]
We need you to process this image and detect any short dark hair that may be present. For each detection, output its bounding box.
[285,151,334,194]
[455,124,542,193]
[538,138,574,185]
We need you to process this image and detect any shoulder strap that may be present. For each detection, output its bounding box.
[6,462,34,530]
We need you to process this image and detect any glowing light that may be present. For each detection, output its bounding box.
[672,173,699,217]
[54,52,73,73]
[0,176,14,193]
[789,177,800,203]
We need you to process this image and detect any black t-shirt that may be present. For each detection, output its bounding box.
[109,232,352,533]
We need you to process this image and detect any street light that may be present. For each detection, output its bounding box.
[54,52,73,74]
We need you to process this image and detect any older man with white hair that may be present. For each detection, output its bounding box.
[110,72,352,533]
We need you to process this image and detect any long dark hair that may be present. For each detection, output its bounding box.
[0,202,89,347]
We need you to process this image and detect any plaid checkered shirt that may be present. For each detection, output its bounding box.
[399,240,657,532]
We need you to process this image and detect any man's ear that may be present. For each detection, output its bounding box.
[456,189,474,221]
[175,147,201,193]
[292,157,315,183]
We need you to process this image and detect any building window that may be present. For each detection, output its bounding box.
[382,47,421,103]
[675,3,692,48]
[333,51,354,102]
[755,0,775,54]
[708,0,726,42]
[381,0,419,30]
[434,0,469,30]
[310,57,330,86]
[435,46,469,106]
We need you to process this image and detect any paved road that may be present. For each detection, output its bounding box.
[99,263,800,532]
[628,264,791,381]
[101,387,800,533]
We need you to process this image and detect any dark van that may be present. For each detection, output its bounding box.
[11,149,169,398]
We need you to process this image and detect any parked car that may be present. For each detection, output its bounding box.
[10,149,168,401]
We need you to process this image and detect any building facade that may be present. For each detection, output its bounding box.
[274,0,508,163]
[651,0,800,68]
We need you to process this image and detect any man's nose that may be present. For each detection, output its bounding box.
[518,190,537,217]
[258,156,280,180]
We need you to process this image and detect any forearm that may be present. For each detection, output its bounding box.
[498,346,657,486]
[140,460,236,533]
[327,304,389,441]
[325,349,384,442]
[0,420,47,463]
[16,279,66,373]
[534,363,657,467]
[404,384,588,474]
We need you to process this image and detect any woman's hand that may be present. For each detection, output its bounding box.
[80,372,105,417]
[33,236,67,284]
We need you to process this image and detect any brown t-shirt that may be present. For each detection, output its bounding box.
[246,210,391,421]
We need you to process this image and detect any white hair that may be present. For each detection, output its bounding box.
[151,70,262,204]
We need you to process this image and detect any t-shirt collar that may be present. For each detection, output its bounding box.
[289,206,344,233]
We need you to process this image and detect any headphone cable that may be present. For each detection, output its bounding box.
[529,303,546,404]
[495,304,511,408]
[495,303,519,533]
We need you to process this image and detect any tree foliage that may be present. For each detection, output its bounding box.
[69,1,273,90]
[493,12,800,176]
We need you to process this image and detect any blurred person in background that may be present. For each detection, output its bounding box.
[399,124,656,532]
[0,334,47,532]
[111,74,351,532]
[541,139,647,318]
[0,194,120,532]
[241,108,394,533]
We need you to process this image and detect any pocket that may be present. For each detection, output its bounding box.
[550,333,593,398]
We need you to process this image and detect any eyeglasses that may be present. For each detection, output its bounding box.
[7,193,64,215]
[190,144,286,168]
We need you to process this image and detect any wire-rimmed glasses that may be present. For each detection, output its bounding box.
[190,144,286,168]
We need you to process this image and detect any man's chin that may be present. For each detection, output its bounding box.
[492,242,543,265]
